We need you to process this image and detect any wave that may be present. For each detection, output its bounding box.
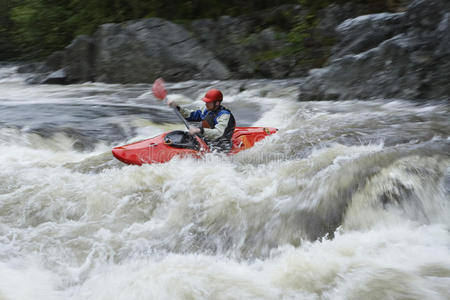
[1,68,449,299]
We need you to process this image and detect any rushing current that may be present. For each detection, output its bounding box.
[0,64,449,300]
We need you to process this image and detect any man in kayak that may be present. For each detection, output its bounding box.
[167,89,236,152]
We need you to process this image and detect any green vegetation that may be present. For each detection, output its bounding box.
[0,0,406,61]
[0,0,18,59]
[1,0,300,60]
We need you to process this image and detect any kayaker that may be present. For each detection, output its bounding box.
[167,89,236,152]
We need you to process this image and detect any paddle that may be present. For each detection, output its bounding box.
[152,78,191,130]
[152,78,209,151]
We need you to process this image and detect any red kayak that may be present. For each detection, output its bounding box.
[112,127,277,165]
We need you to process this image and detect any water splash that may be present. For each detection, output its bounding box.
[0,66,449,299]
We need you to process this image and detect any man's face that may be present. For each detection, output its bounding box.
[205,101,219,111]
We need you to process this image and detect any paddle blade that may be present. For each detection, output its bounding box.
[152,77,167,100]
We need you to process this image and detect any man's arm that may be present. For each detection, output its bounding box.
[178,102,204,121]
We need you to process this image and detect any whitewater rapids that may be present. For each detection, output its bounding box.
[0,65,449,299]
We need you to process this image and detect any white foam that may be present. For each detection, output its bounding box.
[0,260,61,300]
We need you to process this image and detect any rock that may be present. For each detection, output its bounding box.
[189,6,301,78]
[44,51,64,71]
[24,36,92,85]
[314,2,392,67]
[93,18,230,83]
[63,35,95,82]
[331,12,407,60]
[435,13,450,56]
[30,4,347,83]
[406,0,448,29]
[190,16,260,77]
[25,73,47,84]
[299,0,450,101]
[28,2,447,87]
[257,54,300,78]
[17,62,47,73]
[40,69,68,84]
[315,2,372,37]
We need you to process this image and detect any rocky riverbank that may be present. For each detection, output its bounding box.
[299,0,450,100]
[19,0,449,101]
[19,4,374,84]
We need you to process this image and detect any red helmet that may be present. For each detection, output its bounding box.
[202,89,223,103]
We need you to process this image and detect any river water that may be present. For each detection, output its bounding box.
[0,65,449,299]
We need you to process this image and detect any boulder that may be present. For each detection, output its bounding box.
[44,50,64,71]
[40,69,68,84]
[406,0,448,29]
[190,16,264,78]
[189,6,301,78]
[17,62,45,74]
[315,2,375,37]
[331,12,407,60]
[17,61,52,74]
[63,35,95,82]
[28,4,365,83]
[299,0,450,101]
[93,18,230,83]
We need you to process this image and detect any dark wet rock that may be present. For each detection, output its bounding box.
[44,51,64,71]
[406,0,447,29]
[331,12,407,60]
[299,0,450,101]
[27,18,231,84]
[315,2,375,38]
[24,0,449,95]
[63,35,95,82]
[22,36,93,84]
[17,62,47,74]
[189,8,299,79]
[93,18,230,83]
[29,5,306,84]
[25,73,47,84]
[40,69,68,84]
[23,3,371,84]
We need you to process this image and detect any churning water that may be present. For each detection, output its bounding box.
[0,65,449,299]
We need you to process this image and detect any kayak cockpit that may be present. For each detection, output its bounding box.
[163,130,200,151]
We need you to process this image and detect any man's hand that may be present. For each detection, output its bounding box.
[188,126,201,135]
[167,99,176,107]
